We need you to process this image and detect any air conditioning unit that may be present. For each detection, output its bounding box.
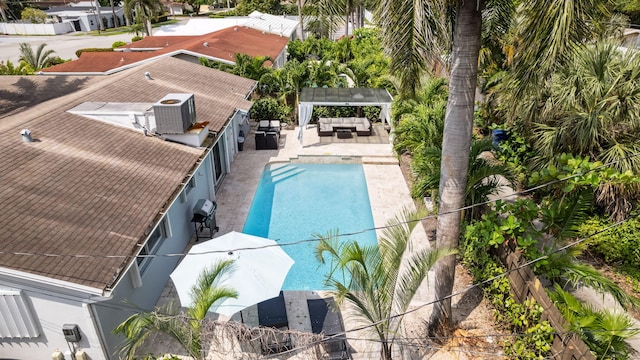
[153,93,196,134]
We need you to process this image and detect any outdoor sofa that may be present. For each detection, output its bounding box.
[317,117,372,137]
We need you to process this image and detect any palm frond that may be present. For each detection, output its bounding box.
[562,261,640,311]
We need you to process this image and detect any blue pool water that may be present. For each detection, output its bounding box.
[242,163,377,290]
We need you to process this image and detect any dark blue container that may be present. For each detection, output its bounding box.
[492,129,508,148]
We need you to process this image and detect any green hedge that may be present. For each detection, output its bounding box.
[580,216,640,267]
[76,48,114,57]
[112,41,127,49]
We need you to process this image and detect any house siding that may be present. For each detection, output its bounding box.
[0,285,106,360]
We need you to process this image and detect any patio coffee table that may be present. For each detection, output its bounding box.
[336,129,352,139]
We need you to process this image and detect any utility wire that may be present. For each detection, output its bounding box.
[2,150,639,260]
[260,213,638,357]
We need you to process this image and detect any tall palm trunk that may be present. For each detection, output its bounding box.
[344,0,349,37]
[297,0,304,40]
[0,5,8,23]
[94,0,105,31]
[110,0,119,27]
[429,0,483,334]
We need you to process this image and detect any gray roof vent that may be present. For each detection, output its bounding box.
[21,129,33,142]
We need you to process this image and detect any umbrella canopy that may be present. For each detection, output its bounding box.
[170,231,294,317]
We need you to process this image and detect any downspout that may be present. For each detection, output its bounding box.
[87,303,112,360]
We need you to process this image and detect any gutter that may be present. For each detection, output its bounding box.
[0,267,105,297]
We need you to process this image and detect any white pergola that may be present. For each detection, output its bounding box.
[297,87,393,143]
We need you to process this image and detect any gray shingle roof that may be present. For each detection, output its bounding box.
[0,57,256,292]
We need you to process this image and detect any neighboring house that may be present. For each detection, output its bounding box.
[46,3,125,32]
[41,26,289,75]
[153,12,299,40]
[243,11,300,40]
[0,56,257,360]
[0,1,124,35]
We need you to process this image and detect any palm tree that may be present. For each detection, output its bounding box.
[0,0,8,22]
[110,0,120,28]
[522,41,640,219]
[18,43,57,71]
[93,0,105,32]
[230,54,273,81]
[376,0,612,333]
[315,208,455,360]
[550,285,640,359]
[411,138,515,222]
[297,0,305,40]
[123,0,161,36]
[391,76,448,154]
[114,259,238,360]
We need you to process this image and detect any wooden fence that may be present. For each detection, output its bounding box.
[497,242,595,359]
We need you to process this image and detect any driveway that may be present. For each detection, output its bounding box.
[0,18,191,65]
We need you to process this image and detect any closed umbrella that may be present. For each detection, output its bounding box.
[170,231,294,317]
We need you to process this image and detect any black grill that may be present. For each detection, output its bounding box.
[191,199,219,241]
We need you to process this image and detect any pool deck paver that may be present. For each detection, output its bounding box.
[154,123,435,359]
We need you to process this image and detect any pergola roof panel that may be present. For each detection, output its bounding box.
[299,87,393,105]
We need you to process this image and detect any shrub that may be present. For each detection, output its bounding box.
[112,41,127,49]
[579,216,640,267]
[462,212,556,358]
[311,106,355,122]
[21,8,46,24]
[463,253,554,358]
[249,97,288,121]
[131,35,143,42]
[76,48,113,57]
[363,106,381,122]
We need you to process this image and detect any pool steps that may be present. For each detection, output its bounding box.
[269,164,305,183]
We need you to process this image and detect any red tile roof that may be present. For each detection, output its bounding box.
[40,52,164,73]
[42,27,289,74]
[0,57,256,292]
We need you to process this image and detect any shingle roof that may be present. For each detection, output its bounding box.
[0,57,256,292]
[0,76,103,119]
[42,27,289,74]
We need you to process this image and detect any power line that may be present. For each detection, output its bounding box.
[2,150,639,260]
[259,213,639,357]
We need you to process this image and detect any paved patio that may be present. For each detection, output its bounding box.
[152,122,435,359]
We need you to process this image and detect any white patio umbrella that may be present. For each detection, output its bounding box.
[170,231,294,317]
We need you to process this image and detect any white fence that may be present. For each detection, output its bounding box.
[0,22,74,35]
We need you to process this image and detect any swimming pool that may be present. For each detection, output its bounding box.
[242,162,378,290]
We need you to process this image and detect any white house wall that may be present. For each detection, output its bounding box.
[0,284,106,360]
[0,22,74,35]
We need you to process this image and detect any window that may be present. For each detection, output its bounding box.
[0,289,39,338]
[136,219,166,274]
